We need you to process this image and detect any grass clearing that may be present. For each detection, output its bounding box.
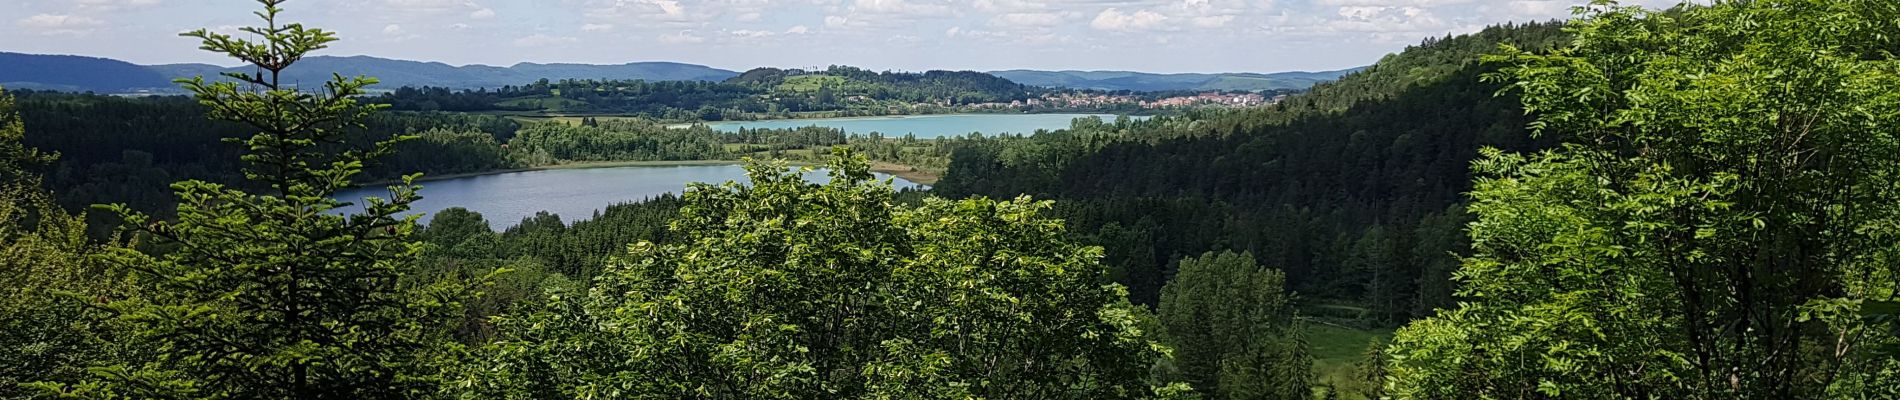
[1306,322,1393,400]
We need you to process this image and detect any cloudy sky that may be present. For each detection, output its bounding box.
[2,0,1687,73]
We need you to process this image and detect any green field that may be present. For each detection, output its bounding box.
[1307,322,1393,400]
[776,75,849,93]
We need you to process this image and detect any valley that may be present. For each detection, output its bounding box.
[3,1,1896,399]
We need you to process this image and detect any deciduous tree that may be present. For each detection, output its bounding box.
[1388,1,1900,397]
[457,150,1188,399]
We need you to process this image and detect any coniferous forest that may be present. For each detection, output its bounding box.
[2,0,1898,399]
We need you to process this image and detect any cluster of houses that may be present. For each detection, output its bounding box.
[966,91,1283,110]
[1139,92,1276,108]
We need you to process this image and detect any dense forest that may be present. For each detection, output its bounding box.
[3,0,1898,399]
[937,21,1569,319]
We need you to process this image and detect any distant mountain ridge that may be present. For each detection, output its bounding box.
[0,53,174,92]
[1,51,1356,94]
[0,52,741,93]
[989,68,1366,92]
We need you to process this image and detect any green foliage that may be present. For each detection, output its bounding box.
[1355,340,1386,400]
[455,150,1181,399]
[1157,251,1311,399]
[383,128,515,175]
[507,119,732,162]
[494,195,682,278]
[35,2,474,398]
[1388,1,1900,398]
[937,23,1561,317]
[0,87,129,399]
[0,87,54,186]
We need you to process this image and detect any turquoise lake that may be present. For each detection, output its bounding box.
[695,113,1143,138]
[334,113,1119,228]
[336,165,920,228]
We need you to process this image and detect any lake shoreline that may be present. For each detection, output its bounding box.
[480,110,1150,128]
[356,160,742,187]
[662,113,990,130]
[665,112,1141,132]
[357,159,939,188]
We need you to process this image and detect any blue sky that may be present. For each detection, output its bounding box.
[1,0,1687,73]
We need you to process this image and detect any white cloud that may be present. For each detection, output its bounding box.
[658,30,706,44]
[1330,5,1445,32]
[18,14,104,29]
[380,24,422,42]
[785,25,811,34]
[17,14,105,35]
[512,33,579,47]
[820,0,960,31]
[735,12,762,22]
[944,25,1070,46]
[1316,0,1475,5]
[1017,32,1071,45]
[1191,14,1235,27]
[851,0,952,16]
[582,0,707,25]
[470,7,497,18]
[581,23,616,33]
[730,29,775,39]
[650,0,689,20]
[1090,8,1167,31]
[74,0,161,12]
[824,15,856,28]
[990,12,1073,27]
[380,0,490,15]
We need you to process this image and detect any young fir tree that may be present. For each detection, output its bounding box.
[38,1,472,398]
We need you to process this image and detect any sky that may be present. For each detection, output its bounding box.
[1,0,1688,73]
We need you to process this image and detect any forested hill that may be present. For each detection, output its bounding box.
[373,66,1050,119]
[936,21,1569,318]
[724,66,1035,104]
[990,67,1365,92]
[0,52,739,93]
